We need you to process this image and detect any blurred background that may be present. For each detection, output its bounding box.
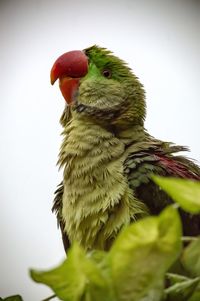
[0,0,199,299]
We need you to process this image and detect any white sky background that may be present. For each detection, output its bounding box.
[0,0,200,299]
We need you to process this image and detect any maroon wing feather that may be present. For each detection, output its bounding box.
[155,154,200,180]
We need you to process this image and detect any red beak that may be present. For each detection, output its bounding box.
[50,50,88,103]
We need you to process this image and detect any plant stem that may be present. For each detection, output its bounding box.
[41,294,57,301]
[181,236,198,242]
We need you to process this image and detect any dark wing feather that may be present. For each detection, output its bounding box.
[125,142,200,236]
[52,106,72,253]
[52,184,70,253]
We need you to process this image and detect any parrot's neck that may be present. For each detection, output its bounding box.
[59,113,147,250]
[115,124,150,144]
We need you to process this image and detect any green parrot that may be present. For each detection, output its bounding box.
[50,45,200,252]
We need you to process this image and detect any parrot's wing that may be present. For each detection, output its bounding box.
[154,152,200,180]
[124,142,200,235]
[124,147,166,213]
[125,142,200,188]
[52,182,70,253]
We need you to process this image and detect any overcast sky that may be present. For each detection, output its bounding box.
[0,0,200,299]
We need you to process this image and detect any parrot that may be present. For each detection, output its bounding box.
[50,45,200,252]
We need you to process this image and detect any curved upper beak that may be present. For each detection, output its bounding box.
[50,50,88,85]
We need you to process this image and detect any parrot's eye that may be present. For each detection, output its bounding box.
[102,69,112,78]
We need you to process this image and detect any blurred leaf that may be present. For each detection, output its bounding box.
[182,237,200,277]
[188,290,200,301]
[166,273,189,285]
[108,206,182,301]
[168,258,189,276]
[30,242,112,301]
[164,273,200,301]
[89,250,107,266]
[152,176,200,213]
[2,296,23,301]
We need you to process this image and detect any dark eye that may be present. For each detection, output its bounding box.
[102,69,112,78]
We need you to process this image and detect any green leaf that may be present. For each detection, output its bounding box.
[182,237,200,277]
[152,176,200,214]
[108,206,182,301]
[188,290,200,301]
[2,296,23,301]
[164,273,200,301]
[30,243,112,301]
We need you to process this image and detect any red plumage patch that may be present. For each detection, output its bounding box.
[155,154,200,180]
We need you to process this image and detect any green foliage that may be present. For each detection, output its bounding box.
[182,238,200,277]
[163,273,200,301]
[108,206,182,301]
[31,206,182,301]
[31,243,112,301]
[152,176,200,213]
[8,176,200,301]
[188,291,200,301]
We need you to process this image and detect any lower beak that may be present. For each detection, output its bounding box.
[59,77,80,104]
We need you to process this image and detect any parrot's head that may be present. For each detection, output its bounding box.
[51,45,146,128]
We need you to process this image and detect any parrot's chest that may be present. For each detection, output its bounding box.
[59,117,135,250]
